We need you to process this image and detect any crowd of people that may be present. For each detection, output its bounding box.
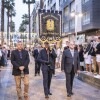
[0,45,11,70]
[78,37,100,77]
[32,36,100,77]
[0,36,100,99]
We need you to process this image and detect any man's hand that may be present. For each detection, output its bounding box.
[19,66,24,71]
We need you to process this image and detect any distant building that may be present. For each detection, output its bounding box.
[43,0,60,11]
[30,1,40,35]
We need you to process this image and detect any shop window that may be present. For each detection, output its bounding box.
[70,18,75,29]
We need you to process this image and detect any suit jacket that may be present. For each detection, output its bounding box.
[61,49,80,73]
[33,49,39,59]
[37,48,57,71]
[11,49,30,76]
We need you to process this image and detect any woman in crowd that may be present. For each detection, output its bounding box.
[96,37,100,75]
[0,45,4,68]
[56,47,61,68]
[78,45,85,71]
[84,40,93,72]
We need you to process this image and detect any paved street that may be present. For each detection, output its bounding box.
[0,57,100,100]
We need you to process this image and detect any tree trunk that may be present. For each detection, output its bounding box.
[7,8,10,46]
[1,0,4,45]
[28,3,31,46]
[10,16,12,32]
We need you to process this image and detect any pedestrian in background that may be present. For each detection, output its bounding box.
[84,40,93,72]
[11,41,30,100]
[96,37,100,75]
[7,48,11,60]
[0,45,4,68]
[56,47,61,68]
[78,45,85,71]
[33,46,39,76]
[52,45,57,75]
[2,47,8,66]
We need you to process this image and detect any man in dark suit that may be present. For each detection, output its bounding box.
[61,42,80,97]
[38,42,57,98]
[32,46,40,76]
[11,41,30,100]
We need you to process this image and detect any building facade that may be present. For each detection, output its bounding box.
[60,0,100,45]
[43,0,60,10]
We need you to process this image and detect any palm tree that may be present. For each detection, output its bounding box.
[23,0,35,44]
[4,0,15,45]
[19,14,29,32]
[1,0,4,45]
[9,9,16,32]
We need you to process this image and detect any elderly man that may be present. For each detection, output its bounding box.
[11,41,30,100]
[61,42,80,97]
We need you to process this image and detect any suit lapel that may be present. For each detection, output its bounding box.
[74,50,76,59]
[68,49,72,57]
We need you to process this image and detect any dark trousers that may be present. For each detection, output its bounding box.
[35,61,41,75]
[52,59,56,75]
[42,69,52,95]
[65,66,75,94]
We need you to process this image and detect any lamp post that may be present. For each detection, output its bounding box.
[23,0,35,46]
[70,12,83,44]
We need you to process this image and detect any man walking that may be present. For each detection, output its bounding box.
[61,42,80,97]
[11,41,30,100]
[2,47,8,66]
[38,42,57,98]
[32,46,39,76]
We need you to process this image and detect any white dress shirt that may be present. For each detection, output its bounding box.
[70,49,74,65]
[70,49,74,57]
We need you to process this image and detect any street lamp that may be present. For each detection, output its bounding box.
[23,0,35,46]
[70,12,83,44]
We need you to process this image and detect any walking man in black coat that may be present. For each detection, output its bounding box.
[61,42,80,97]
[11,41,30,100]
[38,42,57,98]
[32,46,40,76]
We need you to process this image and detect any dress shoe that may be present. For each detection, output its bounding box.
[35,74,37,76]
[67,93,71,97]
[45,95,49,98]
[48,92,52,95]
[24,96,29,100]
[71,92,74,95]
[18,97,22,100]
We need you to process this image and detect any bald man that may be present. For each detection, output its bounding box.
[61,42,80,97]
[11,41,30,100]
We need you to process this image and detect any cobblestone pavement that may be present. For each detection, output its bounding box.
[0,57,100,100]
